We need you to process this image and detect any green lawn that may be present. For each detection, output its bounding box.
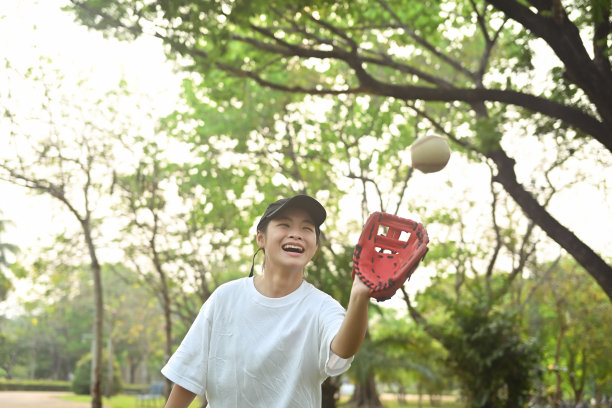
[64,393,463,408]
[338,395,464,408]
[62,394,202,408]
[375,401,464,408]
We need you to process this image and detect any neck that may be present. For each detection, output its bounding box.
[254,265,303,298]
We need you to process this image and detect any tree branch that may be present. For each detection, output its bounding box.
[488,148,612,302]
[487,0,612,131]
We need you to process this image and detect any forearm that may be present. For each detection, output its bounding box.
[330,279,370,358]
[164,384,196,408]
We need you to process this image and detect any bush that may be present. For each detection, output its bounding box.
[0,379,70,391]
[443,301,541,408]
[71,353,122,396]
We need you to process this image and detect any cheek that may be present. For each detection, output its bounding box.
[308,237,318,253]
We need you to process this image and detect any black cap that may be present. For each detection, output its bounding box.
[256,194,327,233]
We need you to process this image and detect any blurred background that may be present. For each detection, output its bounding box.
[1,1,611,407]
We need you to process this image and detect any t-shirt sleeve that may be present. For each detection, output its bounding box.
[319,297,353,378]
[326,348,352,376]
[161,295,215,396]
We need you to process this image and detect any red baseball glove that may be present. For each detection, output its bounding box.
[352,212,429,302]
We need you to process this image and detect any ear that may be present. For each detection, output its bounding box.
[256,230,265,248]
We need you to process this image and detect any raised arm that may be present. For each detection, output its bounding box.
[330,277,371,359]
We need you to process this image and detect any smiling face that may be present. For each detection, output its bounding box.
[256,207,318,274]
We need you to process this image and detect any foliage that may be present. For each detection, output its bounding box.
[0,217,18,269]
[523,257,612,404]
[441,298,541,408]
[0,328,26,380]
[369,308,452,397]
[71,352,122,396]
[1,2,611,408]
[0,216,18,302]
[65,0,612,310]
[0,272,11,305]
[9,260,95,380]
[66,0,611,141]
[0,257,166,385]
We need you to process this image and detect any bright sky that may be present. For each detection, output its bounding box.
[1,0,611,314]
[0,0,181,313]
[1,0,180,247]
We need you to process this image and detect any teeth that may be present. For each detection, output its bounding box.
[283,244,304,253]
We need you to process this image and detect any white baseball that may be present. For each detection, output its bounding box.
[410,135,451,173]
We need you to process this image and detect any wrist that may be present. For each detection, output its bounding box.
[351,276,372,300]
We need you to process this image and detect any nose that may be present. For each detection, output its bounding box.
[288,231,303,240]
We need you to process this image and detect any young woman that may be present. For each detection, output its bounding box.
[162,194,371,407]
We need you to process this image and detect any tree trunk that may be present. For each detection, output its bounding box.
[351,374,383,408]
[151,235,173,400]
[568,348,586,405]
[552,282,566,408]
[161,281,172,399]
[84,221,104,408]
[321,377,339,408]
[105,334,113,398]
[488,149,612,302]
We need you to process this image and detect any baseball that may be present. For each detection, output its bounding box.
[410,135,451,173]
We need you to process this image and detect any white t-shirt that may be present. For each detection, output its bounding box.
[161,277,352,407]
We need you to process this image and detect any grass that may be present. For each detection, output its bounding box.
[338,395,465,408]
[375,401,464,408]
[62,394,202,408]
[64,393,464,408]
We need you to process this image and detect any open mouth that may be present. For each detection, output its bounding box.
[282,244,305,254]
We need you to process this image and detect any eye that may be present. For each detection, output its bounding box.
[303,226,314,232]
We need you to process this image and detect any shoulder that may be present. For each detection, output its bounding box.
[302,281,345,312]
[216,277,249,293]
[199,278,250,313]
[209,277,250,302]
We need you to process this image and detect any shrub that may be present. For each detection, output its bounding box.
[442,301,541,408]
[71,353,122,396]
[0,379,70,391]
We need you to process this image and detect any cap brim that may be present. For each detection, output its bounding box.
[257,194,327,231]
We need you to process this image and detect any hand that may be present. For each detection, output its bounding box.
[351,275,371,299]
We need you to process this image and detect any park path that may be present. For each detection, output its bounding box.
[0,391,92,408]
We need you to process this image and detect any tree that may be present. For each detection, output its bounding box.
[524,257,612,406]
[111,126,179,399]
[1,253,167,385]
[0,214,18,303]
[67,0,612,303]
[17,257,95,381]
[443,293,541,408]
[405,271,543,408]
[389,158,557,406]
[0,58,137,408]
[102,264,166,386]
[368,308,451,405]
[0,321,27,379]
